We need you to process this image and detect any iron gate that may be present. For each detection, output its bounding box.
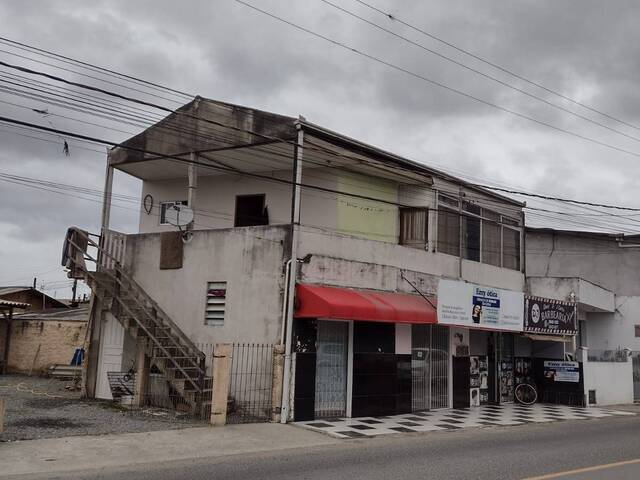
[226,343,274,424]
[411,324,449,411]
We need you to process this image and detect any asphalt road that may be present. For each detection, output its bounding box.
[25,414,640,480]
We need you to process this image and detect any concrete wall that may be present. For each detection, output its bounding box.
[298,226,525,293]
[587,296,640,352]
[526,230,640,296]
[527,277,615,312]
[124,225,289,345]
[138,167,397,242]
[0,318,86,374]
[583,359,634,405]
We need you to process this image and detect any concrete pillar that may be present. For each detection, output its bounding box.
[210,344,233,426]
[133,337,150,407]
[271,344,285,422]
[0,397,4,433]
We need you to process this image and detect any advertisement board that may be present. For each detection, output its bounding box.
[525,296,577,335]
[543,360,580,383]
[437,279,524,332]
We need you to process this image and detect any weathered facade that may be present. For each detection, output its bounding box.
[72,96,577,423]
[526,228,640,404]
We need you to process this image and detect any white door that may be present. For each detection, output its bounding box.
[95,313,125,399]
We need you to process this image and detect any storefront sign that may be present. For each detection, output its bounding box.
[543,361,580,383]
[437,280,524,332]
[525,296,577,335]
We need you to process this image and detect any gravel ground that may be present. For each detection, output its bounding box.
[0,374,202,442]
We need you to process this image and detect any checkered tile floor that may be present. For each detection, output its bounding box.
[295,404,635,439]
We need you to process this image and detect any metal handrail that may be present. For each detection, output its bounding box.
[79,230,205,361]
[65,229,206,391]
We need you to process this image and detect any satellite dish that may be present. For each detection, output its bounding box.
[164,204,194,227]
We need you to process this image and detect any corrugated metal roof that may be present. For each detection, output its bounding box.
[0,286,32,296]
[13,306,90,322]
[0,298,31,309]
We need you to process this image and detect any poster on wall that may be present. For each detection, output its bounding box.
[470,355,489,406]
[437,280,524,332]
[544,361,580,383]
[451,327,470,356]
[525,296,577,335]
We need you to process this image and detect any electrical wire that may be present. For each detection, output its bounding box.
[352,0,640,133]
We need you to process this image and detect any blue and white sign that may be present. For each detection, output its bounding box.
[543,361,580,383]
[437,279,524,332]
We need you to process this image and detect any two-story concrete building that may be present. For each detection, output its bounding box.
[67,96,567,422]
[526,228,640,405]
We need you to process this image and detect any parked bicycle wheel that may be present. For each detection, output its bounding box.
[515,383,537,405]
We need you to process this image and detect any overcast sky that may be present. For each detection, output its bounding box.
[1,0,640,298]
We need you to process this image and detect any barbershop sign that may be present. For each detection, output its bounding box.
[524,296,577,335]
[437,280,524,332]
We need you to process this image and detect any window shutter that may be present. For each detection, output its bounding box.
[205,282,227,325]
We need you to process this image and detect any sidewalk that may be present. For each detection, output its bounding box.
[0,423,338,478]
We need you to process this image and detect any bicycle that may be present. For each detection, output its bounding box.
[514,380,538,405]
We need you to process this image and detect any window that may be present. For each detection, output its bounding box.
[399,208,428,248]
[436,193,522,271]
[437,196,460,256]
[205,282,227,326]
[503,227,521,270]
[234,194,269,227]
[481,209,501,267]
[160,200,187,225]
[635,325,640,338]
[462,202,481,262]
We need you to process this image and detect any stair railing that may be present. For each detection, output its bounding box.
[64,228,206,392]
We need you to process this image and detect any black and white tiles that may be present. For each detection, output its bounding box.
[295,404,635,439]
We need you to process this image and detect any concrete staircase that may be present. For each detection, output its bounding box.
[64,228,212,415]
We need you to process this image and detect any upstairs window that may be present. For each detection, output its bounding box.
[234,194,269,227]
[436,194,522,271]
[399,208,428,249]
[160,200,187,225]
[205,282,227,326]
[437,195,460,256]
[462,202,480,262]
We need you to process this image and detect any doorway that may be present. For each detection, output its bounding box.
[314,320,349,418]
[411,324,449,411]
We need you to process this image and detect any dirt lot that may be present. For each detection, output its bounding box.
[0,374,202,441]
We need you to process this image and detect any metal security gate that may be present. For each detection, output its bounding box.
[411,324,449,411]
[227,343,274,424]
[314,320,349,418]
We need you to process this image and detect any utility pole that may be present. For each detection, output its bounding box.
[71,279,78,306]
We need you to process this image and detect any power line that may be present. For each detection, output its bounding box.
[4,54,634,221]
[3,114,640,228]
[0,36,192,101]
[352,0,640,133]
[3,47,640,231]
[233,0,640,161]
[318,0,640,145]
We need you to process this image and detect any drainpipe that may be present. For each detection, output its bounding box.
[458,187,463,279]
[187,152,197,231]
[280,259,292,345]
[281,123,304,423]
[616,236,640,248]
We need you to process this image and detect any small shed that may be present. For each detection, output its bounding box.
[0,286,69,312]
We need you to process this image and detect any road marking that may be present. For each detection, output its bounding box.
[523,458,640,479]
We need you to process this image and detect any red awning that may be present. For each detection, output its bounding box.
[295,284,437,324]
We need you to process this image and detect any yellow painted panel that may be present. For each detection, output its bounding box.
[336,173,398,242]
